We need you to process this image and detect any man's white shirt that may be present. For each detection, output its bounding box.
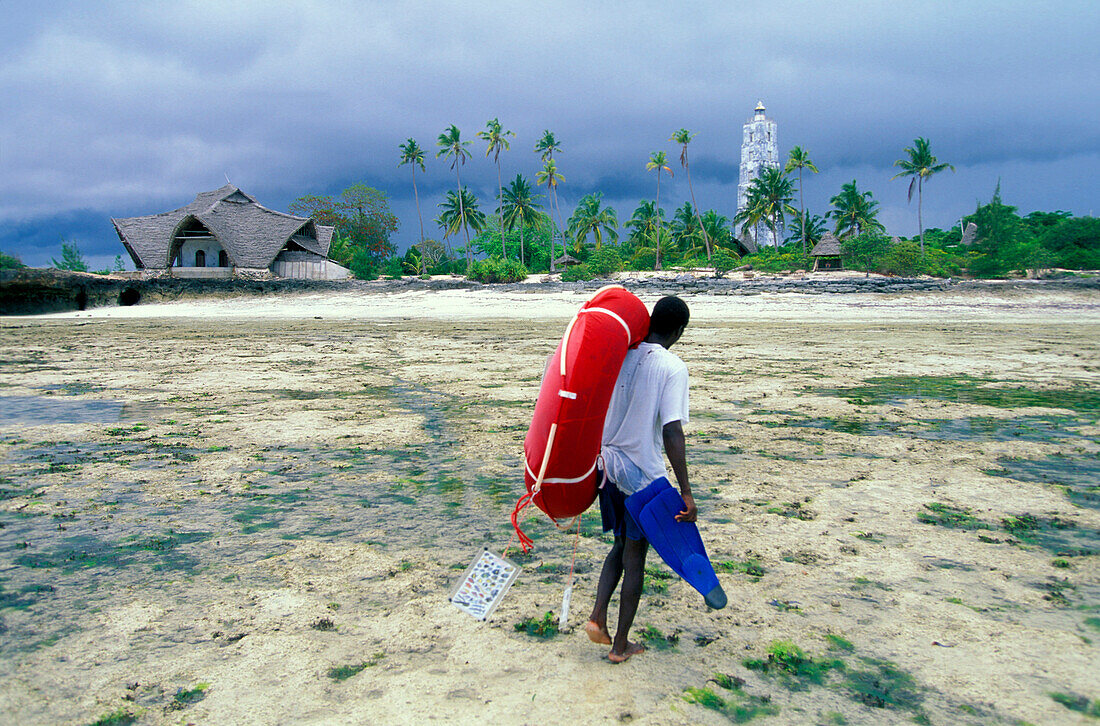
[600,342,689,495]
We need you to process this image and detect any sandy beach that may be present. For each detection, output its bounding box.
[1,285,1099,725]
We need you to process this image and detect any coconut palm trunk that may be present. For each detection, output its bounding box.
[547,192,557,272]
[535,154,563,273]
[798,167,806,255]
[671,129,710,262]
[646,151,672,270]
[655,171,662,270]
[553,187,567,268]
[686,176,708,261]
[411,168,425,273]
[918,176,925,256]
[784,147,818,255]
[455,170,470,266]
[496,163,506,259]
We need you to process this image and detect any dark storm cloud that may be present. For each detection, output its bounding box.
[1,0,1097,264]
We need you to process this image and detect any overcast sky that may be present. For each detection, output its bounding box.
[2,0,1098,268]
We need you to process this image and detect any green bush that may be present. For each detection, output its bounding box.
[560,263,593,281]
[880,239,921,276]
[467,256,528,283]
[712,249,738,276]
[467,259,486,281]
[918,247,965,277]
[840,233,891,275]
[676,256,708,269]
[628,248,656,271]
[349,248,378,280]
[1,250,26,269]
[586,246,623,277]
[1040,217,1100,270]
[742,247,811,273]
[381,257,404,279]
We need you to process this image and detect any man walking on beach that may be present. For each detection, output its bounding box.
[585,296,694,663]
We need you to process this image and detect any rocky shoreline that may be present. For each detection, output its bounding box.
[2,267,1097,315]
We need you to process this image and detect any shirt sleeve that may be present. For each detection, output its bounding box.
[659,362,689,427]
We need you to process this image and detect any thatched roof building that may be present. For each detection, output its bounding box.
[111,185,346,279]
[809,232,843,271]
[552,252,581,268]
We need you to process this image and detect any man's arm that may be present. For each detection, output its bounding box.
[662,420,696,523]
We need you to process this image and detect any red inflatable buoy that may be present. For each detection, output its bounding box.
[511,285,650,551]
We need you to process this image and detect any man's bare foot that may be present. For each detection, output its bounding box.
[585,620,612,645]
[608,641,645,663]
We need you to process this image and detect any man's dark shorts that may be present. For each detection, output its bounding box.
[598,475,646,542]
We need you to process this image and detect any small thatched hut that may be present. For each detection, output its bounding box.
[810,233,843,271]
[552,252,582,269]
[111,185,347,280]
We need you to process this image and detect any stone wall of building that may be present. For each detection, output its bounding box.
[271,259,349,280]
[178,239,228,269]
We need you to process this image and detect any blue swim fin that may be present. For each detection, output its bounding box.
[625,478,726,609]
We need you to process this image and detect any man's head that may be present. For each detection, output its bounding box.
[647,295,690,347]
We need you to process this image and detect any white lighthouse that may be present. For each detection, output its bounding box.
[737,100,779,248]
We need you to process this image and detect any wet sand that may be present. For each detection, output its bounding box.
[1,287,1099,725]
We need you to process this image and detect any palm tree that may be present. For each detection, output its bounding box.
[785,210,826,248]
[625,200,666,265]
[436,124,473,261]
[534,130,562,161]
[893,137,954,255]
[733,166,794,248]
[398,138,427,273]
[645,151,673,269]
[670,202,705,259]
[700,210,733,253]
[499,174,544,266]
[567,193,618,252]
[535,158,565,271]
[670,128,711,260]
[437,187,486,262]
[733,185,768,246]
[625,200,661,239]
[828,180,884,238]
[478,118,515,259]
[784,146,819,255]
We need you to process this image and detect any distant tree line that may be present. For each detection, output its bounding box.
[737,182,1098,278]
[20,126,1094,283]
[301,122,1094,281]
[0,239,124,275]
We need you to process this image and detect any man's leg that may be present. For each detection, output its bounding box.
[586,537,624,645]
[609,537,649,662]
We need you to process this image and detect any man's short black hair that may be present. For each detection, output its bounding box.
[649,296,690,337]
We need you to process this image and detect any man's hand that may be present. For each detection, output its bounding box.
[676,493,697,523]
[663,420,695,523]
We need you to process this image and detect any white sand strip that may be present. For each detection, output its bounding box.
[17,287,1100,324]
